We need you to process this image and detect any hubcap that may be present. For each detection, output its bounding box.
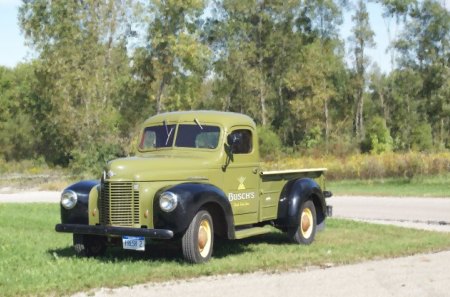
[198,219,211,257]
[300,208,313,239]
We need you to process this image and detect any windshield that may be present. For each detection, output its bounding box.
[139,124,176,150]
[140,124,220,150]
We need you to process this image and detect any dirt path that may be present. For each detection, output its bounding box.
[72,251,450,297]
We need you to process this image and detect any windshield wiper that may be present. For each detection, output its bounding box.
[163,120,173,146]
[194,118,203,130]
[165,127,174,146]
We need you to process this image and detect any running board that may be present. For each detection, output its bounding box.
[234,226,272,239]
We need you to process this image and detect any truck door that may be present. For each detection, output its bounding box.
[223,127,260,225]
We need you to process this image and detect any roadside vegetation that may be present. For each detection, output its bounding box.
[1,1,449,176]
[263,152,450,180]
[1,152,449,197]
[329,176,450,197]
[0,203,449,297]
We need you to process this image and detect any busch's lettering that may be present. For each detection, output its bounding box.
[228,192,256,201]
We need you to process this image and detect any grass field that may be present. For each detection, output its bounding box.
[1,204,450,296]
[329,175,450,197]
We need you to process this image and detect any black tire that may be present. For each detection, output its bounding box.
[181,210,214,263]
[73,234,107,257]
[287,200,317,245]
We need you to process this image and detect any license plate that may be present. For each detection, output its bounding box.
[122,236,145,251]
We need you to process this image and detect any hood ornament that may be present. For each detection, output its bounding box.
[103,170,115,180]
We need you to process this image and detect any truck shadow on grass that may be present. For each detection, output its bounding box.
[48,232,291,263]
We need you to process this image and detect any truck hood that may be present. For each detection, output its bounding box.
[105,155,219,182]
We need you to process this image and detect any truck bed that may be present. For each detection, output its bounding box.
[261,168,327,180]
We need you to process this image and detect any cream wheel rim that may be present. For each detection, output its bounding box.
[198,219,212,257]
[300,208,313,239]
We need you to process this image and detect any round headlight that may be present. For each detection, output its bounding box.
[61,190,78,209]
[159,191,178,212]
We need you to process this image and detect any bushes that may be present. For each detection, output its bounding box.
[69,143,125,176]
[263,152,450,180]
[361,117,393,154]
[257,126,282,159]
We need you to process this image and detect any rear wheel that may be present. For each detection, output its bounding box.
[288,200,317,244]
[73,234,107,257]
[182,210,214,263]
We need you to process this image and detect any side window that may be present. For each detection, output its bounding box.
[228,129,252,154]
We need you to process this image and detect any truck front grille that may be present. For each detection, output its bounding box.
[100,181,140,227]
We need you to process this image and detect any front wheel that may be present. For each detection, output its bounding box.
[182,210,214,263]
[73,234,107,257]
[287,200,317,244]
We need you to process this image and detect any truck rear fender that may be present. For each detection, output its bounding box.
[60,180,100,225]
[153,183,235,239]
[276,178,326,229]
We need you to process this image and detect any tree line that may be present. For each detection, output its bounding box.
[0,0,449,173]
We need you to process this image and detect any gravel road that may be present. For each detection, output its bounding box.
[329,196,450,232]
[2,191,449,231]
[73,251,450,297]
[2,191,450,297]
[0,191,60,203]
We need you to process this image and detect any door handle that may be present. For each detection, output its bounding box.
[252,168,258,174]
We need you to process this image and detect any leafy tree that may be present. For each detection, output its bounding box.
[384,69,422,150]
[210,0,347,150]
[0,64,38,161]
[382,0,450,149]
[361,116,393,153]
[257,125,282,159]
[139,0,210,113]
[349,0,375,141]
[19,0,136,171]
[410,122,433,151]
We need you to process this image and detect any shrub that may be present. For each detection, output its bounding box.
[263,152,450,180]
[69,143,124,176]
[361,116,393,154]
[411,122,433,151]
[257,126,283,159]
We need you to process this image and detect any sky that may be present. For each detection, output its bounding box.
[0,1,447,73]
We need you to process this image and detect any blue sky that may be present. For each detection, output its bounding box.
[0,0,427,73]
[0,0,29,67]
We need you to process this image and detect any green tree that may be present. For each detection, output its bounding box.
[410,122,433,151]
[361,116,393,153]
[381,0,450,149]
[19,0,136,171]
[139,0,210,113]
[210,0,347,150]
[385,69,422,150]
[349,0,375,141]
[0,64,38,160]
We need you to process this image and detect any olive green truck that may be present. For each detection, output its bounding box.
[56,111,332,263]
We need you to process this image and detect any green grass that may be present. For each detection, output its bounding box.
[1,204,450,296]
[329,175,450,197]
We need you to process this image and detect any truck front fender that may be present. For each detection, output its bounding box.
[153,183,235,239]
[60,180,99,225]
[275,178,327,230]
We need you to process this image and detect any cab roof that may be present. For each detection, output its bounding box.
[143,111,256,129]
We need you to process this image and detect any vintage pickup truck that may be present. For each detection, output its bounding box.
[56,111,332,263]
